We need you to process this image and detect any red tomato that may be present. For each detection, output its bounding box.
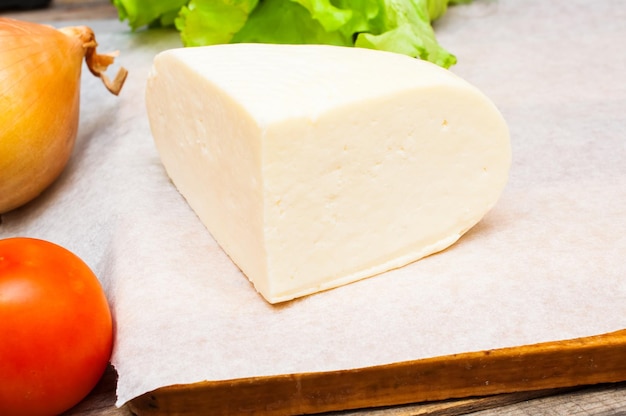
[0,237,113,416]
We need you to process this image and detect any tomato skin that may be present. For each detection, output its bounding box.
[0,237,113,416]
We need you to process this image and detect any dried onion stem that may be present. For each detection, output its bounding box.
[58,25,128,95]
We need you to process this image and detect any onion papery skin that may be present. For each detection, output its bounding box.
[1,19,93,214]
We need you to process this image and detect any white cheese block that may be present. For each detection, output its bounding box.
[146,43,511,304]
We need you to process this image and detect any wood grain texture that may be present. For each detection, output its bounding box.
[61,371,626,416]
[466,383,626,416]
[62,365,132,416]
[59,364,626,416]
[127,330,626,415]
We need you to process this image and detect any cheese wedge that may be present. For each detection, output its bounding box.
[146,44,511,304]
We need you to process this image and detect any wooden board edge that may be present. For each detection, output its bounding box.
[127,329,626,415]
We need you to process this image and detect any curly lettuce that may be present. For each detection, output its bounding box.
[112,0,188,30]
[112,0,471,68]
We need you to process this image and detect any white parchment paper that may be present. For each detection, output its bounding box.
[1,0,625,407]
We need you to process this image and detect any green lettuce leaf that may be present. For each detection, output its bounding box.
[175,0,259,46]
[112,0,188,30]
[354,0,457,68]
[113,0,469,68]
[288,0,353,32]
[230,0,351,46]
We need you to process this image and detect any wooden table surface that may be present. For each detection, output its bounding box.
[2,1,626,415]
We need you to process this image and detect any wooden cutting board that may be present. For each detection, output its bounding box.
[127,329,626,415]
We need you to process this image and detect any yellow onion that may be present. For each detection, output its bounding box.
[0,18,127,214]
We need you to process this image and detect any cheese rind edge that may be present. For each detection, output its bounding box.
[146,44,511,303]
